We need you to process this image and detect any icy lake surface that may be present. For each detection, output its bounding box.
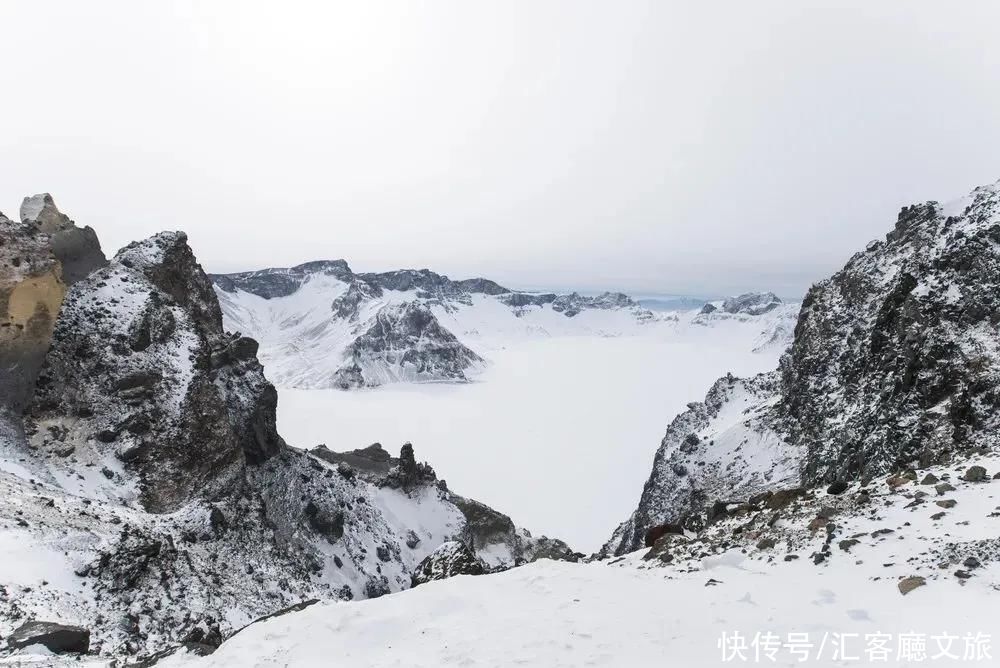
[277,328,783,552]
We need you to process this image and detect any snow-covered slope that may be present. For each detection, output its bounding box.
[164,453,1000,668]
[212,262,796,390]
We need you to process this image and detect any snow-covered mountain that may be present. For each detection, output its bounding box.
[211,262,796,390]
[143,179,1000,668]
[7,179,1000,667]
[0,196,575,663]
[158,451,1000,668]
[603,178,1000,557]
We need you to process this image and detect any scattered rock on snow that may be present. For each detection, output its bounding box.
[898,576,926,595]
[962,466,988,482]
[826,481,849,495]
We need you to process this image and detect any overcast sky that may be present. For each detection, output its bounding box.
[3,1,1000,297]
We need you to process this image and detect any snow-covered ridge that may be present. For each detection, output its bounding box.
[605,177,1000,557]
[212,261,794,390]
[0,197,577,663]
[169,452,1000,668]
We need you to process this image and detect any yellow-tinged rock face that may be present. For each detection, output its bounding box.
[4,270,66,334]
[2,194,106,414]
[1,211,67,413]
[1,268,67,412]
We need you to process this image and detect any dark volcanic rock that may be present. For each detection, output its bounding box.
[330,280,383,320]
[410,541,487,587]
[2,201,578,662]
[644,523,685,547]
[211,260,353,299]
[452,495,517,550]
[775,183,1000,484]
[361,268,507,298]
[21,193,107,285]
[1,195,105,417]
[310,442,395,480]
[826,481,849,495]
[303,501,345,542]
[7,621,90,653]
[332,302,483,389]
[604,178,1000,558]
[26,231,285,511]
[380,443,437,492]
[962,465,988,482]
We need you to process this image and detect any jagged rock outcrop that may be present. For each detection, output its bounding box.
[1,195,105,417]
[0,199,576,661]
[380,442,438,491]
[600,372,801,556]
[25,231,282,510]
[450,494,581,564]
[211,260,353,299]
[21,194,107,284]
[722,292,782,315]
[7,621,91,654]
[358,268,508,300]
[603,179,1000,557]
[410,541,487,587]
[775,182,1000,483]
[310,441,580,565]
[330,280,383,321]
[332,302,483,388]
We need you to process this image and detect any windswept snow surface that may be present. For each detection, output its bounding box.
[278,310,793,552]
[171,555,998,668]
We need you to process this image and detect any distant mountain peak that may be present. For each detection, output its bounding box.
[211,260,661,390]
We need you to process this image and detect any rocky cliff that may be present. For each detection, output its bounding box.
[1,195,105,418]
[332,301,484,389]
[0,198,574,662]
[603,179,1000,557]
[776,182,1000,484]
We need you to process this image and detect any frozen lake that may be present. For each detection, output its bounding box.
[277,327,784,553]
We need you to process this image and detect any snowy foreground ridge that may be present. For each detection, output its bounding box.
[163,453,1000,668]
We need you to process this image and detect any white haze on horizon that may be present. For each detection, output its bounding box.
[2,1,1000,296]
